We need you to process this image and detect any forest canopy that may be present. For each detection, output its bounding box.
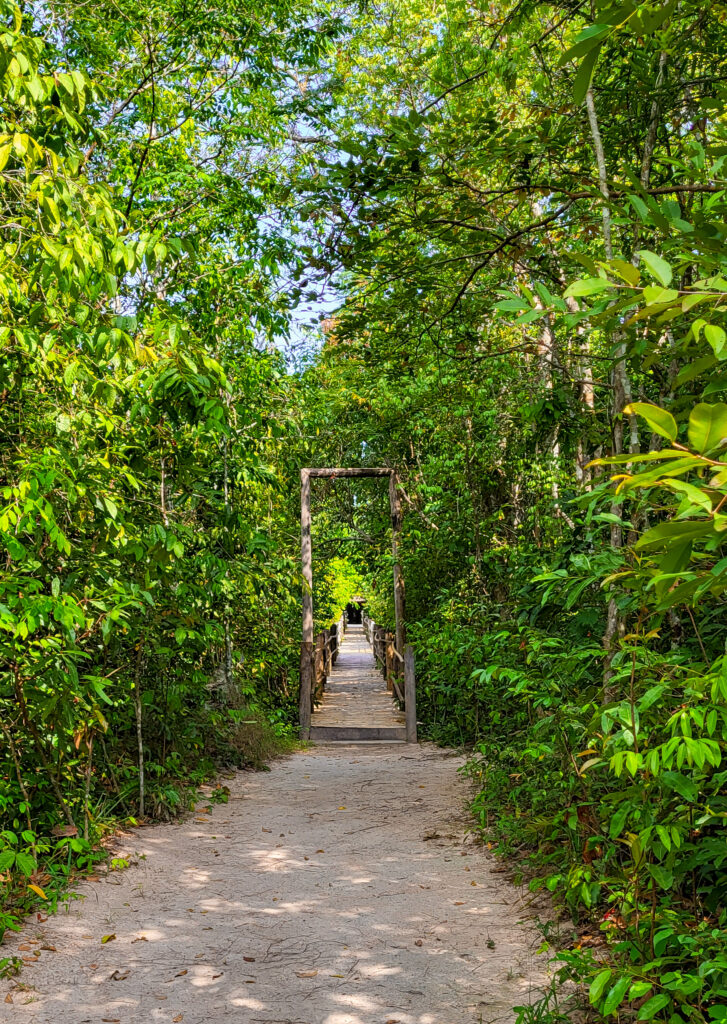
[3,0,727,1020]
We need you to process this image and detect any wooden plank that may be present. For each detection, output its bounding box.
[404,644,417,744]
[307,467,392,478]
[309,725,406,742]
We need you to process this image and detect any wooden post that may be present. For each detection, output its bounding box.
[299,469,313,739]
[389,473,406,659]
[324,628,332,677]
[404,644,417,744]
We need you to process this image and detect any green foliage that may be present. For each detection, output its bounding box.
[0,0,325,937]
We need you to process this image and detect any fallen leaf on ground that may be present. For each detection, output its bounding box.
[131,936,148,943]
[101,1019,120,1022]
[212,973,223,979]
[36,913,47,922]
[175,969,188,977]
[173,1015,183,1022]
[316,849,324,853]
[4,994,12,1004]
[18,944,32,951]
[262,828,272,833]
[454,901,465,906]
[337,806,346,810]
[243,957,255,963]
[39,945,56,952]
[414,940,423,947]
[296,970,318,978]
[27,884,47,900]
[101,934,116,944]
[110,969,129,981]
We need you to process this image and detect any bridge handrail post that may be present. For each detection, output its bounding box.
[404,644,417,743]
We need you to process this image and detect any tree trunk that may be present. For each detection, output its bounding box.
[133,638,146,816]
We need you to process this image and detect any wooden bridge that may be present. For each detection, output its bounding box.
[298,466,417,742]
[309,624,407,742]
[304,614,417,743]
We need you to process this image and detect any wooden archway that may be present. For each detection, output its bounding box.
[298,467,406,740]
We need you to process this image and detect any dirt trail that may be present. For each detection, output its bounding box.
[1,745,546,1024]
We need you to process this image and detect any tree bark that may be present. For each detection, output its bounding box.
[133,638,146,816]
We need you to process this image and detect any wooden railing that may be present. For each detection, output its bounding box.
[311,612,345,706]
[362,611,417,743]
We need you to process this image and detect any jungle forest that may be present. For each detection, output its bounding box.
[2,0,727,1020]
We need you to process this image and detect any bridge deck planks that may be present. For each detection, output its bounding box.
[309,625,406,742]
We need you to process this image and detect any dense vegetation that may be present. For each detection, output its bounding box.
[3,0,727,1020]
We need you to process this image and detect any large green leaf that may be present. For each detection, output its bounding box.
[623,402,677,441]
[637,250,673,287]
[637,518,716,551]
[687,402,727,454]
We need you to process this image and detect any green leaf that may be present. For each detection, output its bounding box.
[675,354,716,386]
[608,259,640,286]
[656,538,692,575]
[623,402,677,441]
[648,864,674,889]
[564,277,612,298]
[637,519,715,551]
[603,976,631,1016]
[560,24,610,64]
[608,803,630,838]
[103,496,118,520]
[638,994,671,1020]
[573,43,603,104]
[661,479,713,513]
[661,771,698,802]
[14,851,37,876]
[705,324,727,358]
[687,402,727,454]
[589,968,613,1005]
[638,250,672,287]
[514,307,548,325]
[56,413,71,433]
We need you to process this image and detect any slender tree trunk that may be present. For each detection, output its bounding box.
[83,733,94,841]
[1,722,34,840]
[133,638,145,816]
[585,88,639,697]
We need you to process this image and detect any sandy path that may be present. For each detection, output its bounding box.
[1,745,546,1024]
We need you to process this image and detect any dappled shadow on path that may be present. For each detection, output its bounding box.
[0,746,546,1024]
